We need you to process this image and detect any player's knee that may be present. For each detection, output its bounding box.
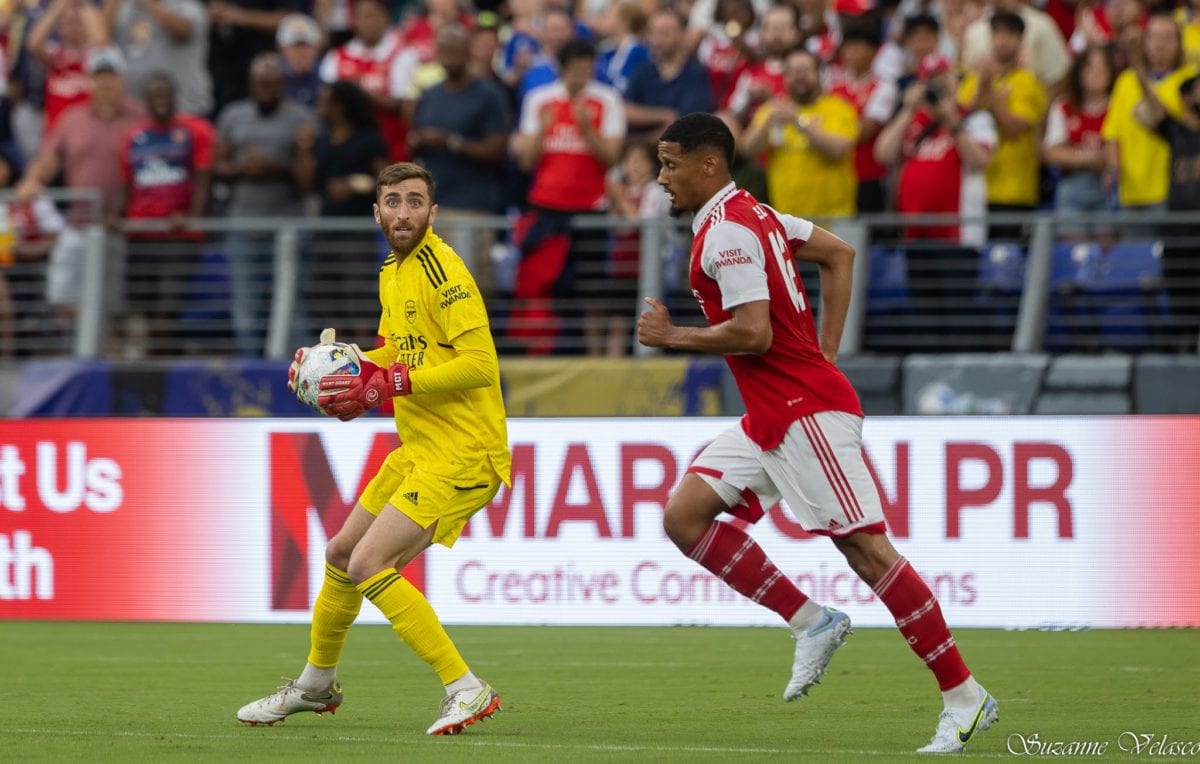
[345,553,387,586]
[662,500,702,551]
[834,532,897,586]
[325,537,353,573]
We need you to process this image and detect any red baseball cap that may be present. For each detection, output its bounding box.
[916,53,953,80]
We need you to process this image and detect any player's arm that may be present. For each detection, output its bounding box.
[407,326,497,393]
[792,224,855,364]
[639,297,771,354]
[638,222,772,355]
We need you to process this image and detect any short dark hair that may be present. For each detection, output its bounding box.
[376,162,436,202]
[660,112,735,169]
[558,37,596,68]
[902,13,939,38]
[990,10,1025,35]
[841,20,882,48]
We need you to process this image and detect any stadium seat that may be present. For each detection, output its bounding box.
[1080,240,1168,351]
[1046,242,1103,352]
[978,242,1025,294]
[976,243,1025,342]
[866,246,909,314]
[1050,241,1102,292]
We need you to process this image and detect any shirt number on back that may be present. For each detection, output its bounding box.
[767,229,806,313]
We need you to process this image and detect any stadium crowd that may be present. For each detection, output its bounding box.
[0,0,1197,358]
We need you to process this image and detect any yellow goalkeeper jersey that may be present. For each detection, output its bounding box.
[366,228,511,484]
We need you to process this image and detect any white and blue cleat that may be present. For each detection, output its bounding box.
[783,606,852,701]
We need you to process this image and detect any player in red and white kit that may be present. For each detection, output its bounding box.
[639,113,998,754]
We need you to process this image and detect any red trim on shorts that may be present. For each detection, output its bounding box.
[687,466,724,480]
[807,521,888,538]
[731,487,767,524]
[799,417,859,524]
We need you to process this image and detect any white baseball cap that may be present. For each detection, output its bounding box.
[87,46,127,75]
[277,13,322,47]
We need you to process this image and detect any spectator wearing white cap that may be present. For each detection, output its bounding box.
[277,12,324,109]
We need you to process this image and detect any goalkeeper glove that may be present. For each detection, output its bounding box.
[287,328,338,402]
[317,344,411,421]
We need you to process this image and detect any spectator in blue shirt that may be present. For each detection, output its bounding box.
[622,9,716,138]
[596,1,649,93]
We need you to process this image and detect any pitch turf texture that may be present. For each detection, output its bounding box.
[7,623,1197,762]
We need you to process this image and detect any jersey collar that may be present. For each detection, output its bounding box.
[692,182,738,235]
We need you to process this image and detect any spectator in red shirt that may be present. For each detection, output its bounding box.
[874,54,996,350]
[513,37,626,355]
[724,3,799,124]
[829,22,897,213]
[116,72,215,354]
[1043,45,1114,242]
[25,0,110,132]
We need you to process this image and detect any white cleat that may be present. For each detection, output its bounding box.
[783,606,852,701]
[426,681,502,735]
[917,687,1000,753]
[236,679,343,726]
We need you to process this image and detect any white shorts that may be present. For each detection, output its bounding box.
[690,411,887,536]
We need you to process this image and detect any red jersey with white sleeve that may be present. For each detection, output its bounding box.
[520,80,626,211]
[828,68,896,183]
[43,43,91,131]
[319,30,419,161]
[689,183,862,451]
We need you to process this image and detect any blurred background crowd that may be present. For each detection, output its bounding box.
[0,0,1197,360]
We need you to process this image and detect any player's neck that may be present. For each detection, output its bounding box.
[694,179,736,214]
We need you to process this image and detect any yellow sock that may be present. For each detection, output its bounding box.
[357,568,469,684]
[307,563,363,668]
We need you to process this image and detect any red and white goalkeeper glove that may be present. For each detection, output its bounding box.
[287,328,337,402]
[316,344,411,421]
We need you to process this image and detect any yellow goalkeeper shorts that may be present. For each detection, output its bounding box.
[358,448,501,547]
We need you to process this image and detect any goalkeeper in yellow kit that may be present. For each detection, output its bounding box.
[237,163,511,736]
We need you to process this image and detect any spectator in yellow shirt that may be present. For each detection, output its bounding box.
[1102,11,1197,232]
[739,47,859,219]
[960,11,1046,241]
[1176,0,1200,71]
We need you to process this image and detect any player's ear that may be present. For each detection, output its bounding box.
[373,203,381,224]
[429,203,438,226]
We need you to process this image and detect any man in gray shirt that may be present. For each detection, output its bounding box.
[105,0,213,116]
[213,52,315,356]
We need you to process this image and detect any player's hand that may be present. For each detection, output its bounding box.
[287,345,309,396]
[637,297,676,349]
[316,344,411,421]
[288,328,337,400]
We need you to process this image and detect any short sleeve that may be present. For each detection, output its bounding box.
[1043,100,1066,148]
[863,79,898,124]
[701,221,769,311]
[597,85,626,138]
[964,110,997,149]
[518,86,550,135]
[763,206,814,249]
[318,51,338,84]
[389,49,420,100]
[1009,72,1047,125]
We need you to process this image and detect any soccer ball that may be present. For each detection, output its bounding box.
[296,342,361,410]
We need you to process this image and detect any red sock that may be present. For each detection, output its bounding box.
[874,557,971,690]
[686,520,809,622]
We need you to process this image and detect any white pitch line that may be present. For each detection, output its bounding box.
[5,728,1016,758]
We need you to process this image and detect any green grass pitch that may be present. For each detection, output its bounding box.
[7,622,1197,762]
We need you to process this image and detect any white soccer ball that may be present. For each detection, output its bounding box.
[296,341,361,410]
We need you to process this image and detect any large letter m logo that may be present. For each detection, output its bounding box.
[268,431,423,610]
